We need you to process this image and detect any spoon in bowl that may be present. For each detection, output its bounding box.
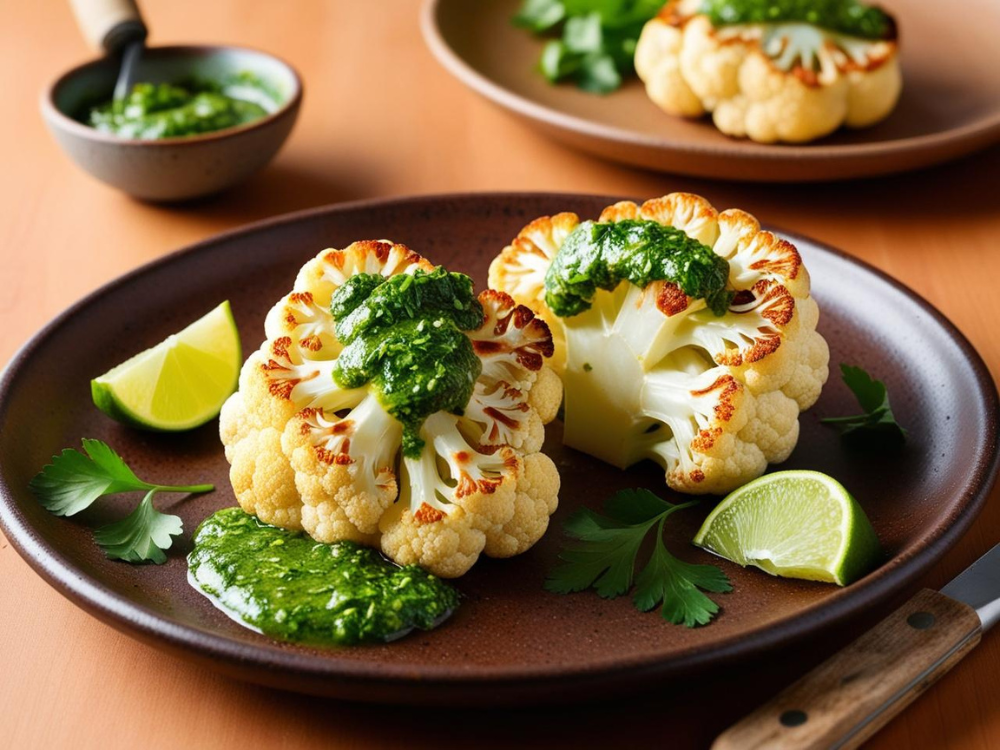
[69,0,148,107]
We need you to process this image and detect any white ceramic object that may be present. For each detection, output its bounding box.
[41,45,302,201]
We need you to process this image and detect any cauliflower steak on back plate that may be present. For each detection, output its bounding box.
[489,193,829,495]
[220,240,562,578]
[635,0,901,143]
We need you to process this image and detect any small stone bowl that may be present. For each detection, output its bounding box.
[41,45,302,201]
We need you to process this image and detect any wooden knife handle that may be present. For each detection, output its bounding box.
[713,589,981,750]
[68,0,147,54]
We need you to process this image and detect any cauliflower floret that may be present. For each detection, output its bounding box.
[300,501,377,546]
[528,365,563,425]
[219,240,562,578]
[282,394,401,535]
[712,51,849,143]
[377,411,520,577]
[293,240,434,309]
[489,193,829,495]
[736,389,801,464]
[379,502,485,580]
[464,379,545,453]
[219,392,250,464]
[483,452,561,558]
[487,214,578,373]
[263,290,341,359]
[634,9,705,117]
[635,0,902,144]
[468,290,555,388]
[229,427,302,530]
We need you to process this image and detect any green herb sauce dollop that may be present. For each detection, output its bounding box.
[330,268,484,458]
[543,218,734,318]
[87,73,274,140]
[699,0,895,40]
[188,508,459,646]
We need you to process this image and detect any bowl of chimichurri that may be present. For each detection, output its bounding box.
[41,45,302,201]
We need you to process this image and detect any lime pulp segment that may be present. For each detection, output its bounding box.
[692,470,881,586]
[91,301,241,431]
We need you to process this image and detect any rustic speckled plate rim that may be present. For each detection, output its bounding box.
[420,0,1000,161]
[0,192,997,695]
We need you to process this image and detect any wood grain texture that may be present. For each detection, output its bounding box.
[2,1,1000,748]
[68,0,145,51]
[713,590,983,750]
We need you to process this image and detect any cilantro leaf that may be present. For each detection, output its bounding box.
[29,439,152,516]
[30,439,213,564]
[563,12,603,53]
[513,0,664,93]
[633,519,733,626]
[821,364,907,449]
[545,490,730,626]
[840,363,887,413]
[547,508,656,597]
[577,53,621,94]
[93,491,183,564]
[603,487,672,523]
[30,439,215,516]
[513,0,567,31]
[540,40,581,81]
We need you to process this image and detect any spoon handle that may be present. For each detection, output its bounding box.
[68,0,147,55]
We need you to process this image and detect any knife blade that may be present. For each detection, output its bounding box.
[941,543,1000,631]
[713,543,1000,750]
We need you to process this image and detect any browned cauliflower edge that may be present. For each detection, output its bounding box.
[635,0,902,143]
[220,240,562,578]
[489,192,829,495]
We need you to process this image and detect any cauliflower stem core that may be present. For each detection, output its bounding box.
[560,285,724,471]
[488,193,831,496]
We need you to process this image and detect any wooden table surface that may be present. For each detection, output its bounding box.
[3,1,1000,748]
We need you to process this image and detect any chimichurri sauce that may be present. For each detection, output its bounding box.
[330,268,484,459]
[87,74,273,140]
[544,218,734,318]
[699,0,895,40]
[188,508,460,646]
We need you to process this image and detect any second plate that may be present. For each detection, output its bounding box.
[423,0,1000,182]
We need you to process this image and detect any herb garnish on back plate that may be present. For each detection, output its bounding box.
[513,0,666,93]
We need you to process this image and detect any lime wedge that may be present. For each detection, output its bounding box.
[92,301,241,431]
[692,470,882,586]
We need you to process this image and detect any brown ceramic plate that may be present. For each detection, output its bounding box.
[0,193,997,705]
[422,0,1000,182]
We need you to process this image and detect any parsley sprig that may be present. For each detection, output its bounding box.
[821,364,907,449]
[30,439,213,563]
[513,0,665,94]
[93,491,184,564]
[545,489,731,627]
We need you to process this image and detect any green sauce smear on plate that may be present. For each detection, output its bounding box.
[188,508,459,646]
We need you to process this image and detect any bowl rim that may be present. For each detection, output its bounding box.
[420,0,1000,161]
[40,43,304,147]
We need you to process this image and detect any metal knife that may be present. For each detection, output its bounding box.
[713,543,1000,750]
